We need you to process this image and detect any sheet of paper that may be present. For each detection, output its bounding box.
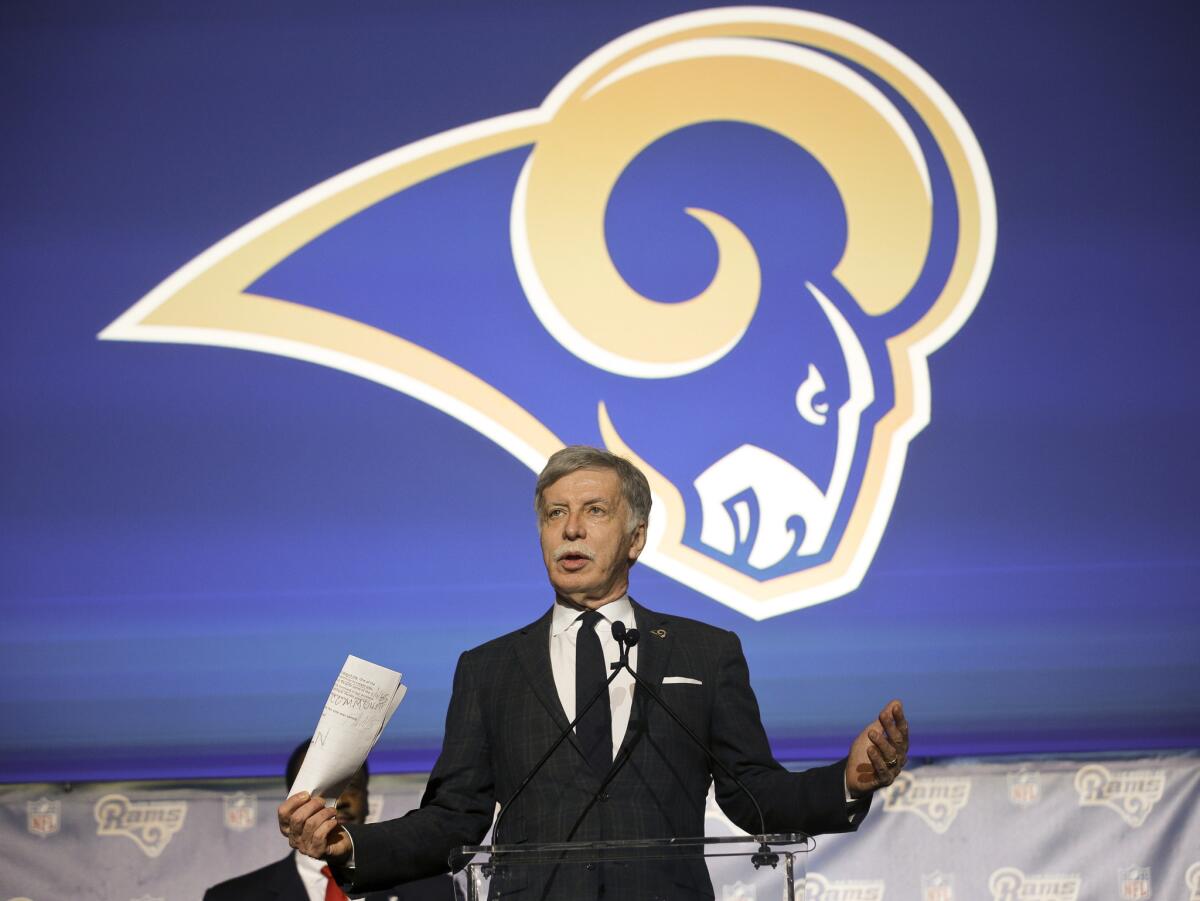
[289,655,406,802]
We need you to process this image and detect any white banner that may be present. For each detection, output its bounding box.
[1,753,1197,900]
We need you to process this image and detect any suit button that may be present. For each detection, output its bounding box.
[585,863,596,871]
[599,792,609,802]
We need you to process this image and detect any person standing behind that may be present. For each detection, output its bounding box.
[206,740,450,900]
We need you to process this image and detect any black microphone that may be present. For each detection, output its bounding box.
[609,620,635,668]
[603,622,780,868]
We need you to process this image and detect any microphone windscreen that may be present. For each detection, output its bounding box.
[611,620,627,642]
[625,628,640,648]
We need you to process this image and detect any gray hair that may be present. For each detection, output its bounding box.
[534,445,652,534]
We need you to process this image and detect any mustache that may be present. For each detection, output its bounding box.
[553,543,595,562]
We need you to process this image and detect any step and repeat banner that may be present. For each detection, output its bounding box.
[2,755,1199,899]
[2,0,1198,788]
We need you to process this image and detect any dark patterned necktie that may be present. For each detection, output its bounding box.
[575,609,613,774]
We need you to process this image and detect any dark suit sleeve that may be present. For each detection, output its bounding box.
[340,651,496,892]
[708,630,868,836]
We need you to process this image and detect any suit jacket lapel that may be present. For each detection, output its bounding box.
[273,852,305,897]
[514,600,675,766]
[513,607,583,756]
[617,598,673,759]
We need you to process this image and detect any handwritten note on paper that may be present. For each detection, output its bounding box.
[289,655,407,802]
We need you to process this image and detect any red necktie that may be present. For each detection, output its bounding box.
[322,865,350,901]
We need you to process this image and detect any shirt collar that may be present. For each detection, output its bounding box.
[550,595,634,638]
[294,847,327,877]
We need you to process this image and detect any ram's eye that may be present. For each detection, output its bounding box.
[795,363,830,426]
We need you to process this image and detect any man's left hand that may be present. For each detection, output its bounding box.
[846,699,909,798]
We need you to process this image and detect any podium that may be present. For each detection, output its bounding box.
[449,833,811,900]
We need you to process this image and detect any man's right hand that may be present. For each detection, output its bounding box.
[278,792,352,865]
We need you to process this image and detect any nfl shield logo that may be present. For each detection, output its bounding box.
[922,870,954,901]
[722,881,756,901]
[1007,770,1040,807]
[223,792,257,831]
[1119,866,1151,899]
[27,797,60,838]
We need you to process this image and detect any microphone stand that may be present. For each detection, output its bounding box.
[485,618,779,884]
[561,625,640,842]
[598,622,780,869]
[491,631,626,852]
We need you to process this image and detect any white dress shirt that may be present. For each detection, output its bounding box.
[549,595,637,759]
[297,846,373,899]
[295,847,336,900]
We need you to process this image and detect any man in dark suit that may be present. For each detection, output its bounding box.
[279,446,910,899]
[207,742,448,900]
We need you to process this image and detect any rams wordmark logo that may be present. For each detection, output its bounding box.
[94,793,187,858]
[1073,764,1164,828]
[879,771,970,834]
[987,868,1080,901]
[804,873,885,901]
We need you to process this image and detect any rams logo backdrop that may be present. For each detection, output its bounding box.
[2,1,1197,780]
[101,9,995,619]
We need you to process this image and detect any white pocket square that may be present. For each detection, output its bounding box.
[662,676,702,685]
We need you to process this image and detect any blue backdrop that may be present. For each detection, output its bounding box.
[2,1,1198,782]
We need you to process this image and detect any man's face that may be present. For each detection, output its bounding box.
[335,767,369,826]
[539,467,647,608]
